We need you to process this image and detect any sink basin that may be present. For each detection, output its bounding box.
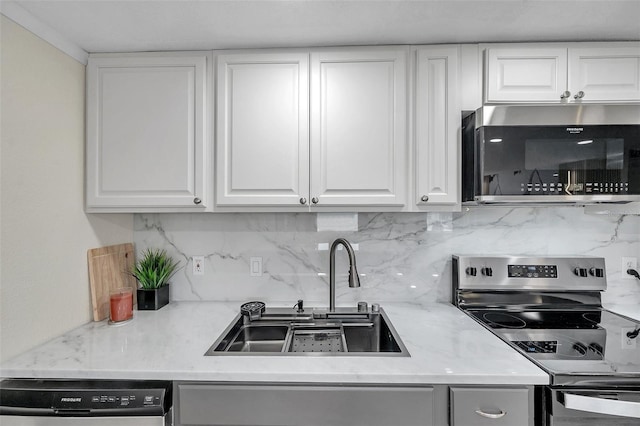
[205,307,409,357]
[222,324,289,353]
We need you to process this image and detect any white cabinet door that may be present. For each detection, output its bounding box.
[215,53,310,206]
[569,47,640,102]
[310,48,408,207]
[485,44,640,104]
[486,47,568,103]
[414,46,460,207]
[86,55,209,211]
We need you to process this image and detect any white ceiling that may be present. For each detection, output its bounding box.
[6,0,640,54]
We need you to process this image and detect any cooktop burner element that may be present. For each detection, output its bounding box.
[481,312,528,328]
[452,255,640,387]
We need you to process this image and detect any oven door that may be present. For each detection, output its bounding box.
[547,388,640,426]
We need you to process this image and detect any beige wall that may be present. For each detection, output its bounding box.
[0,16,133,362]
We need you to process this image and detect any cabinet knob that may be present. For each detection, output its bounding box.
[560,90,571,99]
[421,195,429,202]
[311,197,319,204]
[193,197,202,205]
[574,91,585,99]
[299,197,307,205]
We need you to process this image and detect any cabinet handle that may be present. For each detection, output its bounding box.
[193,197,202,205]
[299,197,307,205]
[574,91,585,99]
[421,195,429,202]
[311,197,319,204]
[475,409,507,419]
[560,91,571,99]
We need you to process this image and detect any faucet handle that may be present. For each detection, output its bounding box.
[371,303,380,313]
[357,301,368,312]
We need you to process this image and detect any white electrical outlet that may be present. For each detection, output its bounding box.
[317,243,359,251]
[622,257,638,279]
[193,256,204,276]
[250,257,263,277]
[622,327,638,349]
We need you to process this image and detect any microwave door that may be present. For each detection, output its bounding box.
[467,123,640,205]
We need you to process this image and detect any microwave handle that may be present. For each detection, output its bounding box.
[559,391,640,418]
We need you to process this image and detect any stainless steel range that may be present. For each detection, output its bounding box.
[452,255,640,426]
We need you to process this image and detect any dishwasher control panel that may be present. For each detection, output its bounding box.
[55,389,164,410]
[0,379,171,416]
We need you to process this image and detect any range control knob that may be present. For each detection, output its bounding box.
[588,343,603,355]
[572,342,587,356]
[481,267,493,277]
[465,267,477,277]
[589,267,604,278]
[574,267,588,277]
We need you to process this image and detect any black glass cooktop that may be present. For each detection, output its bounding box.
[466,308,640,386]
[467,309,603,329]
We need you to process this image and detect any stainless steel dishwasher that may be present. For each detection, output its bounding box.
[0,379,172,425]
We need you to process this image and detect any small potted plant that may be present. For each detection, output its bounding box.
[131,248,180,310]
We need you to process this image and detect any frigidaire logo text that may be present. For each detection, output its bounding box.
[566,127,584,133]
[60,397,82,403]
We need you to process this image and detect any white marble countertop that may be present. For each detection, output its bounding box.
[606,304,640,321]
[0,302,549,385]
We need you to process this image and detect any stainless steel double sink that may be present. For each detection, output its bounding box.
[206,307,409,356]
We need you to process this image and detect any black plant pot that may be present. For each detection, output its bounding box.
[137,285,170,310]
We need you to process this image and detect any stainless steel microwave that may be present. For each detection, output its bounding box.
[462,105,640,205]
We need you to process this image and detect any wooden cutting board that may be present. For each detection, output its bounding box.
[88,243,137,321]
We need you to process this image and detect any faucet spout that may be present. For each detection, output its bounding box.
[329,238,360,312]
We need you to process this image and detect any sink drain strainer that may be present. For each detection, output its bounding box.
[290,329,345,353]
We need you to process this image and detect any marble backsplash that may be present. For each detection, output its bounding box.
[134,208,640,307]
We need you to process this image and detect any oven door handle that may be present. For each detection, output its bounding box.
[559,391,640,419]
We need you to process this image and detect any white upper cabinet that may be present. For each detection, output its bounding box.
[485,47,568,103]
[215,53,309,206]
[215,47,409,210]
[86,54,210,211]
[310,48,408,207]
[485,43,640,103]
[569,47,640,102]
[414,46,460,208]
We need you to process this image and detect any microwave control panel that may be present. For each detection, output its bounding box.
[520,182,629,194]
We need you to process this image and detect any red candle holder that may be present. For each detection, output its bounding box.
[109,288,133,324]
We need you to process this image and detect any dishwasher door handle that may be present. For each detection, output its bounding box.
[559,391,640,419]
